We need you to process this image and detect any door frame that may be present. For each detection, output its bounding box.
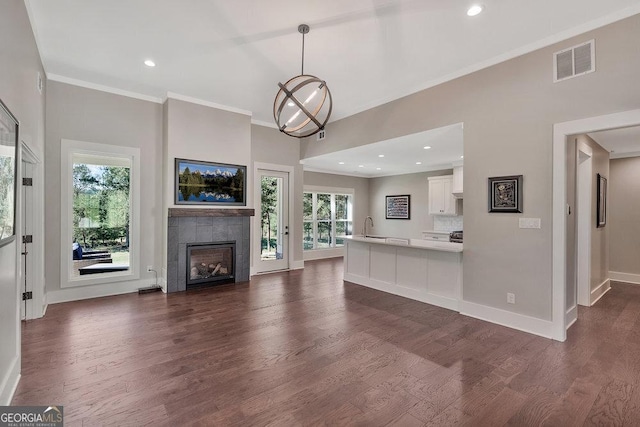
[552,108,640,341]
[575,141,593,308]
[19,140,45,319]
[252,162,295,275]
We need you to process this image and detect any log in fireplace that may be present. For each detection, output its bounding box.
[186,241,235,287]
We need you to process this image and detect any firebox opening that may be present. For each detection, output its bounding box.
[186,241,235,288]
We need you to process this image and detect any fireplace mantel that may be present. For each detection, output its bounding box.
[168,208,255,217]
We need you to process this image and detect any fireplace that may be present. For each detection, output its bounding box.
[186,241,235,287]
[166,209,252,293]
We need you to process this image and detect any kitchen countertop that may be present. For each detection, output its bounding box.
[345,235,463,253]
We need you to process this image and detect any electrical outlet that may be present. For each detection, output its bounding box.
[147,265,153,272]
[507,293,516,304]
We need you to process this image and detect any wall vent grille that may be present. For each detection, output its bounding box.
[554,39,595,83]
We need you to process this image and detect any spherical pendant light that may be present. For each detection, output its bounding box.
[273,25,332,138]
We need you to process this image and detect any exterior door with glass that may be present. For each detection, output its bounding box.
[256,170,289,273]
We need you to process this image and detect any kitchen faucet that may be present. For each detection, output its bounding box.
[363,216,374,237]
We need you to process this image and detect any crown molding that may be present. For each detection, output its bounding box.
[165,92,252,116]
[47,74,163,103]
[250,119,278,129]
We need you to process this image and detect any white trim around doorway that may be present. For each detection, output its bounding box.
[552,109,640,342]
[252,162,296,275]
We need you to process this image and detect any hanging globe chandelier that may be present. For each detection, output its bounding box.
[273,24,332,138]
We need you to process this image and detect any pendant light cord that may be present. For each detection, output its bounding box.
[301,31,305,75]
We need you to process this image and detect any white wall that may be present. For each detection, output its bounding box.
[45,81,163,302]
[609,156,640,280]
[300,14,640,322]
[368,170,454,239]
[0,0,46,405]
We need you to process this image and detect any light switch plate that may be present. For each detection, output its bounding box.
[519,218,541,229]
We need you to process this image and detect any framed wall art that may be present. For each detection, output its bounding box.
[488,175,523,213]
[0,99,18,247]
[175,158,246,206]
[597,173,607,228]
[385,194,410,219]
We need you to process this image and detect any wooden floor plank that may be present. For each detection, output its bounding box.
[12,260,640,425]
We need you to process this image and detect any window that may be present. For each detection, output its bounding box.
[61,140,140,287]
[303,190,353,250]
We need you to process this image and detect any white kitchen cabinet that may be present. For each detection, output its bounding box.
[452,166,463,198]
[428,175,458,215]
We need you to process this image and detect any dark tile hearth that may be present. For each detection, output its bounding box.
[167,213,250,292]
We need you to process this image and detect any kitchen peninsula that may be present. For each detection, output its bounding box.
[343,236,462,311]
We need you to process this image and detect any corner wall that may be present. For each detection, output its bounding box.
[300,13,640,322]
[0,0,46,405]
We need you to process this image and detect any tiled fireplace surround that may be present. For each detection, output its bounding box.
[166,208,253,293]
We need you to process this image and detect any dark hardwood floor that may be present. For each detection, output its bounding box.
[12,258,640,426]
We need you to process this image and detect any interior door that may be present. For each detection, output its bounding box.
[20,160,34,320]
[256,169,289,273]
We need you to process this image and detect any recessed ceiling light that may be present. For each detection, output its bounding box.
[460,155,464,159]
[338,161,345,165]
[416,162,422,165]
[144,59,156,67]
[378,154,385,158]
[376,167,381,170]
[358,165,364,168]
[467,4,483,16]
[423,146,431,150]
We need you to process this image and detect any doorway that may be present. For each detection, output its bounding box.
[255,167,290,273]
[553,109,640,341]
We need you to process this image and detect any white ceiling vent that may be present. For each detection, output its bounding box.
[554,39,595,83]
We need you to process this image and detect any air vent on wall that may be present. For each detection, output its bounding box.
[553,39,595,83]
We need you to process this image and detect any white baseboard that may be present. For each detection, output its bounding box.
[609,271,640,285]
[566,305,578,329]
[303,248,344,261]
[0,355,20,405]
[291,260,304,270]
[159,277,167,293]
[591,278,611,305]
[250,259,305,277]
[47,278,156,304]
[459,300,554,339]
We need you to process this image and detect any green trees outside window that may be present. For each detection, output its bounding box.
[303,191,353,250]
[73,163,130,266]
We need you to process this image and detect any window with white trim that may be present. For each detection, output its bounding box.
[61,140,140,288]
[303,191,353,250]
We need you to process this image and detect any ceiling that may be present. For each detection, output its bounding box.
[302,123,463,177]
[589,126,640,159]
[26,1,640,126]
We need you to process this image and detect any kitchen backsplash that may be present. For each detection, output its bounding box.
[433,216,463,232]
